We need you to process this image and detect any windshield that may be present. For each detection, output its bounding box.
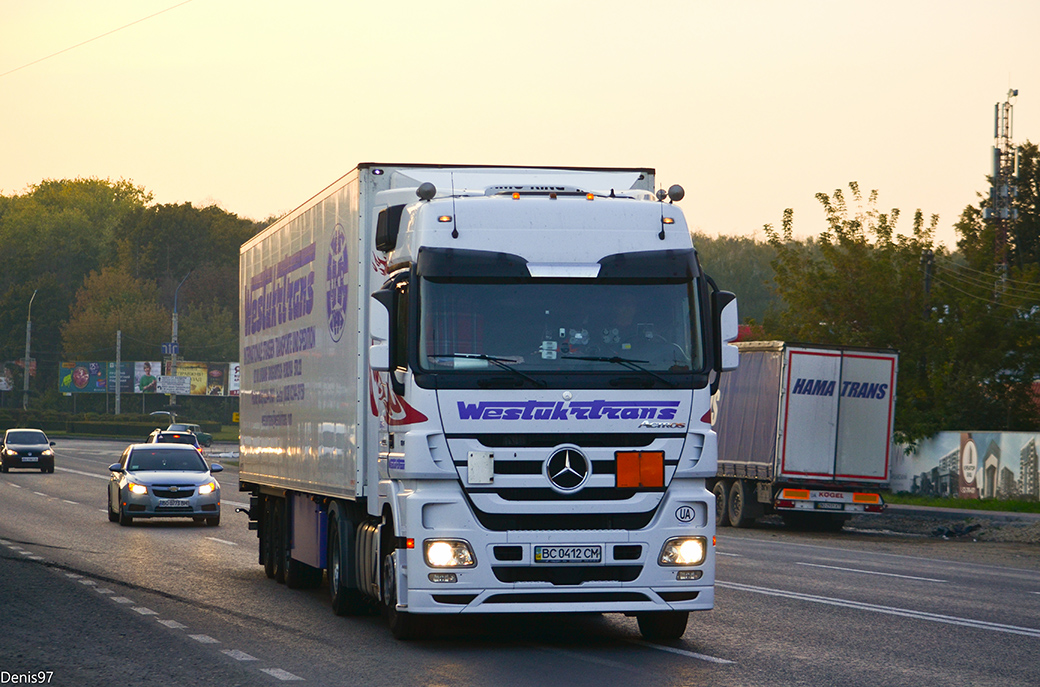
[419,279,702,375]
[6,430,47,444]
[129,448,207,472]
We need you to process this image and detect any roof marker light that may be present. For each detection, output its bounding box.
[512,192,521,200]
[586,193,595,201]
[662,217,675,225]
[438,215,453,223]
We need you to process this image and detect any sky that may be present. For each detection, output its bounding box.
[2,0,1039,249]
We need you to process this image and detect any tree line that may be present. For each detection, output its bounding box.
[3,144,1039,439]
[0,178,266,416]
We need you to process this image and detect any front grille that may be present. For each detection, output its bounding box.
[492,565,642,585]
[153,487,196,498]
[472,509,656,531]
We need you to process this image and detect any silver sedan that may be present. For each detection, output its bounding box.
[107,443,223,526]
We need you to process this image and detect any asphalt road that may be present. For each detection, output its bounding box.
[1,438,1038,686]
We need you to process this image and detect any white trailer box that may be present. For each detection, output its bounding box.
[239,164,739,639]
[712,341,896,529]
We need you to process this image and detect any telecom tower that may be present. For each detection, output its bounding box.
[984,88,1020,274]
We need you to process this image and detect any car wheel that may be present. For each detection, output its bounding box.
[117,505,134,526]
[108,498,119,523]
[1,462,7,473]
[206,514,220,527]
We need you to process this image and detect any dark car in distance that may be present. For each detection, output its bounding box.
[1,429,56,473]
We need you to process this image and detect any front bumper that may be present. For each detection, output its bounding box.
[121,489,221,518]
[2,453,54,470]
[394,480,715,615]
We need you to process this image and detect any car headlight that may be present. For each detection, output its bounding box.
[424,539,476,568]
[658,536,707,566]
[198,481,217,496]
[42,449,54,457]
[128,482,148,495]
[3,449,15,457]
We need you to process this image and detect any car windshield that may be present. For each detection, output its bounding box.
[6,430,47,444]
[419,280,702,374]
[129,448,207,472]
[168,424,192,432]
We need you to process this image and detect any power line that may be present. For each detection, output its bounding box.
[0,1,196,79]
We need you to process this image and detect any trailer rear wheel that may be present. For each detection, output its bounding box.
[636,611,689,641]
[713,481,730,527]
[262,497,276,579]
[728,479,759,528]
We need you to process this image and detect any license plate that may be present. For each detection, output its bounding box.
[158,499,190,508]
[21,456,38,462]
[816,502,843,511]
[534,545,602,564]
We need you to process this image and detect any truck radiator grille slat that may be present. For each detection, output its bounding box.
[471,509,655,531]
[492,565,642,584]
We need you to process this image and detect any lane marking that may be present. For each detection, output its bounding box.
[55,466,109,480]
[110,597,134,604]
[222,649,258,661]
[260,668,303,681]
[7,483,22,488]
[795,561,947,583]
[132,607,158,615]
[716,552,741,557]
[79,579,97,586]
[205,537,238,546]
[158,619,187,629]
[33,491,48,497]
[190,634,220,644]
[719,581,1040,637]
[629,639,735,664]
[63,500,79,505]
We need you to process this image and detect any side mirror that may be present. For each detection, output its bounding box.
[209,463,224,473]
[108,463,123,473]
[712,290,739,372]
[369,289,393,372]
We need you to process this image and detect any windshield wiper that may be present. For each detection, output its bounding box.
[561,355,676,388]
[428,353,546,388]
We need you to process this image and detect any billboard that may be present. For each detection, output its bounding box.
[59,361,240,396]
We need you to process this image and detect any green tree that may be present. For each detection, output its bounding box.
[692,232,777,324]
[763,183,944,440]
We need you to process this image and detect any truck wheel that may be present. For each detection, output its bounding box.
[636,611,689,641]
[271,498,287,584]
[728,479,758,528]
[381,517,422,640]
[328,514,367,616]
[713,481,730,527]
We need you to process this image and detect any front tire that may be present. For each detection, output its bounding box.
[117,506,134,526]
[382,548,420,640]
[205,514,220,527]
[636,611,689,641]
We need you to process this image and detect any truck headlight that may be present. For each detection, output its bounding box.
[424,539,475,568]
[658,537,707,566]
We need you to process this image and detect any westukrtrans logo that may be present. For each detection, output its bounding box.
[457,399,680,421]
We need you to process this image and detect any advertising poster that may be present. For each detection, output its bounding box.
[58,362,108,393]
[177,361,210,395]
[228,363,241,396]
[106,362,135,393]
[136,361,161,393]
[206,363,228,396]
[0,362,17,392]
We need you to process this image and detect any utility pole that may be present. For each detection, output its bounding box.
[169,271,192,410]
[115,330,122,415]
[921,249,934,319]
[23,289,37,411]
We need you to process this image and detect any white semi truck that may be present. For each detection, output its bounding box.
[711,341,896,530]
[238,164,739,639]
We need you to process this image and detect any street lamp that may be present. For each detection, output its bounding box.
[23,289,37,411]
[169,271,192,408]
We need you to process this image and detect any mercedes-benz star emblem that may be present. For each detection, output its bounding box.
[545,448,590,492]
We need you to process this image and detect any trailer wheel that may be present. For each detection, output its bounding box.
[728,479,758,528]
[713,481,730,527]
[636,611,689,641]
[328,512,368,616]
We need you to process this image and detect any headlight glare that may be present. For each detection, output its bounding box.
[128,482,148,495]
[659,536,707,566]
[424,539,475,568]
[198,482,217,495]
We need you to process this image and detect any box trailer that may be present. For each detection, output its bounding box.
[238,163,739,639]
[711,341,896,530]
